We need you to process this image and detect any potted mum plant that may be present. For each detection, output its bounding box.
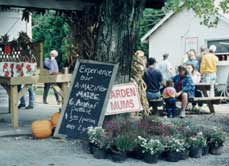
[87,126,110,159]
[138,136,164,164]
[110,134,136,163]
[207,127,226,155]
[188,132,206,158]
[164,137,188,162]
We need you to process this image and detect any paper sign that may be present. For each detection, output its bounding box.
[106,83,142,115]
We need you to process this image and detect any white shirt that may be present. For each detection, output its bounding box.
[158,59,174,81]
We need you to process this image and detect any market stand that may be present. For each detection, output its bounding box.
[0,42,71,128]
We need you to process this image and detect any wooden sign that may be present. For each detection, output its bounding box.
[106,83,142,115]
[54,59,118,139]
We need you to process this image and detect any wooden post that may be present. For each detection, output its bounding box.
[60,83,68,105]
[10,85,19,128]
[33,42,43,70]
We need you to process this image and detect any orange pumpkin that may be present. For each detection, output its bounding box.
[32,120,52,139]
[51,112,60,127]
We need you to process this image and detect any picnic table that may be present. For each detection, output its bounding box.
[0,73,71,128]
[194,83,226,113]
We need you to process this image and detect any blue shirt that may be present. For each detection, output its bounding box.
[185,59,199,71]
[44,58,59,74]
[144,67,163,93]
[172,74,195,98]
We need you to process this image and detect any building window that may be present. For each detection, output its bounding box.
[207,39,229,61]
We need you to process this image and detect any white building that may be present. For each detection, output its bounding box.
[141,9,229,85]
[0,8,32,39]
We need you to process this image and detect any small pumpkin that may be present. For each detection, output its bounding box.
[51,112,60,127]
[32,120,52,139]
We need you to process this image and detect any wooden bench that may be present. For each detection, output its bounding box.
[148,98,164,115]
[189,97,228,113]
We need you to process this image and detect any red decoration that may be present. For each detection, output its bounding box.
[26,64,32,72]
[10,63,14,69]
[4,71,9,77]
[3,63,8,69]
[4,45,11,55]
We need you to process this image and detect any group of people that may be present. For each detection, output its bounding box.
[18,50,61,109]
[144,45,219,118]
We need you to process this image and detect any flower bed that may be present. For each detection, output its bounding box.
[86,116,227,163]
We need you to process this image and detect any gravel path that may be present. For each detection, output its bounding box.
[1,113,229,166]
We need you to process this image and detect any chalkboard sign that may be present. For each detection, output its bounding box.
[54,59,118,139]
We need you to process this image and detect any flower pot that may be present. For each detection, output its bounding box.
[93,147,107,159]
[127,149,144,160]
[143,153,159,164]
[189,147,202,158]
[164,151,181,162]
[177,150,189,160]
[209,146,223,155]
[202,146,209,156]
[111,150,127,163]
[88,143,96,154]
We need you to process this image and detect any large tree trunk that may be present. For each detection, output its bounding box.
[66,0,146,82]
[95,0,146,83]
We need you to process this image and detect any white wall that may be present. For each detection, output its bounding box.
[148,9,229,69]
[0,8,32,40]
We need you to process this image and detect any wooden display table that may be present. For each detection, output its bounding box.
[0,73,71,128]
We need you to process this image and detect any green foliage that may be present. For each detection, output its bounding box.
[137,8,165,56]
[188,132,207,148]
[113,134,137,152]
[138,136,165,155]
[32,12,71,69]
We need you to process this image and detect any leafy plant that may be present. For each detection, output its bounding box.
[207,127,227,148]
[188,132,207,148]
[164,136,188,153]
[113,134,137,153]
[87,126,111,149]
[138,136,164,155]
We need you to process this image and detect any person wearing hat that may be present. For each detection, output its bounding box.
[200,45,218,96]
[158,53,174,81]
[43,50,61,104]
[172,65,195,118]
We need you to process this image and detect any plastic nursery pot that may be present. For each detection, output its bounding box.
[88,143,96,154]
[92,146,107,159]
[209,145,223,155]
[80,142,93,154]
[127,149,144,160]
[111,150,127,163]
[202,146,209,156]
[177,150,189,160]
[189,147,202,158]
[143,153,159,164]
[164,151,181,162]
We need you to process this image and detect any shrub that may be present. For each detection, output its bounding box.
[188,132,207,148]
[164,136,188,153]
[138,136,165,155]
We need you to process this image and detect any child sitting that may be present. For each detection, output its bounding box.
[163,80,177,118]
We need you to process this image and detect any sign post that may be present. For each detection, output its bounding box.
[54,59,118,139]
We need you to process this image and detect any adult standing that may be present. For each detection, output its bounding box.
[18,85,35,109]
[185,49,199,71]
[144,57,164,100]
[200,45,218,96]
[158,53,174,81]
[43,50,61,104]
[172,65,195,118]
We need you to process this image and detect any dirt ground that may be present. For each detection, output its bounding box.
[0,106,229,166]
